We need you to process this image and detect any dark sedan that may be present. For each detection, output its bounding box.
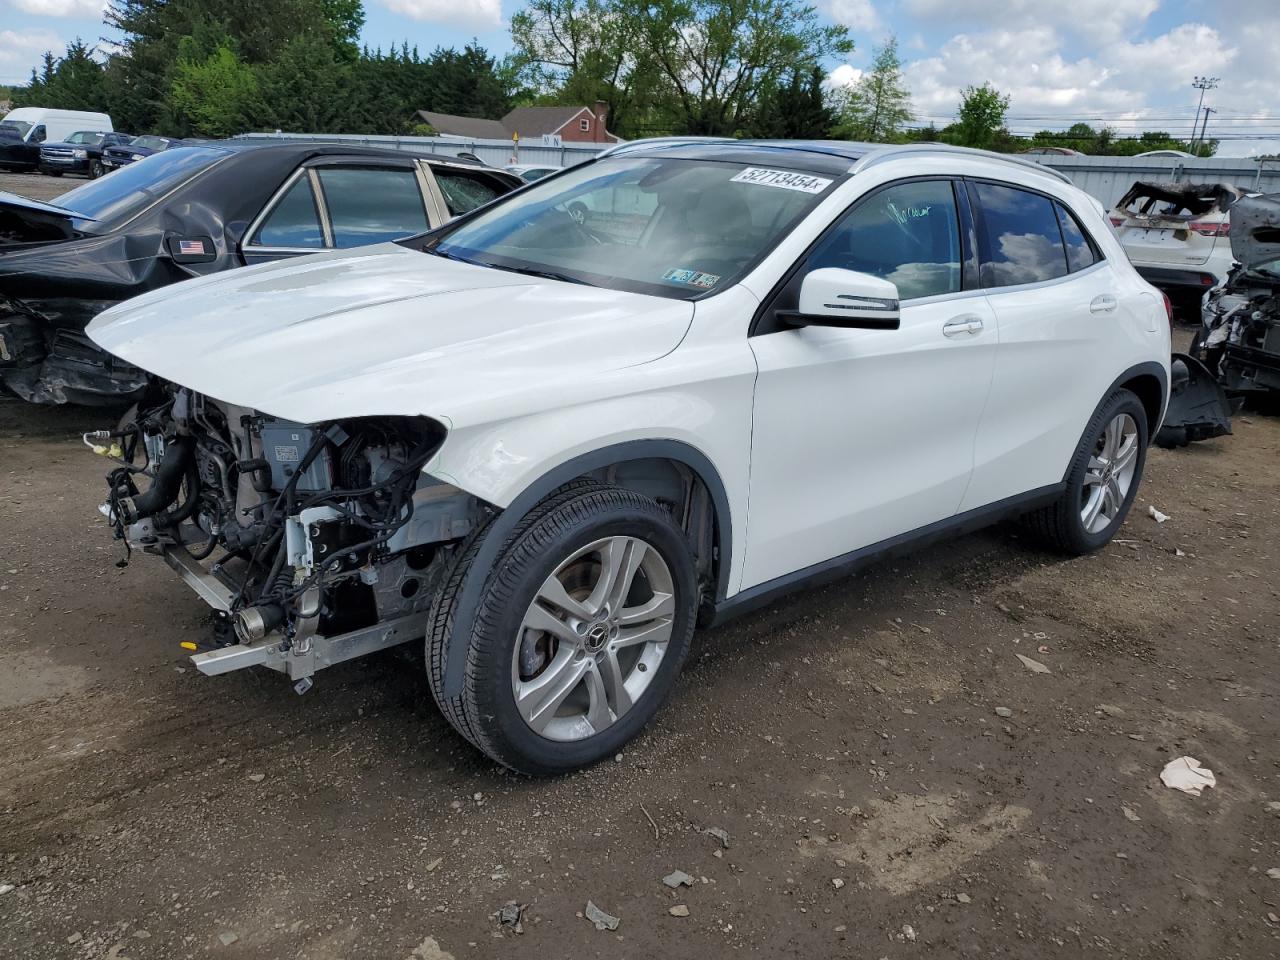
[101,135,185,172]
[39,131,134,179]
[0,140,521,404]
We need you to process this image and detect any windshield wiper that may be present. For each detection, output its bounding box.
[428,247,590,286]
[428,247,479,266]
[487,263,590,286]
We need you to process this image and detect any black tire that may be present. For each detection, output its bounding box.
[46,170,62,178]
[426,482,697,775]
[1023,388,1149,555]
[89,160,103,179]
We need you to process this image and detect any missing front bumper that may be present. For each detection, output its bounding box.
[140,542,426,681]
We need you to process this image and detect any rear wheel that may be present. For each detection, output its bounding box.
[1024,389,1148,554]
[426,483,697,775]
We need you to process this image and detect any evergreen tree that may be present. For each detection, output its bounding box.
[835,37,912,142]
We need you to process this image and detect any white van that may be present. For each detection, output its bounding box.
[0,107,113,144]
[0,108,114,173]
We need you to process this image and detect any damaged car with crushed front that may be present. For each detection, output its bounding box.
[85,140,1172,774]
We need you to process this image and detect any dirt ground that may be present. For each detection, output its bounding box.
[0,170,83,203]
[2,175,1279,959]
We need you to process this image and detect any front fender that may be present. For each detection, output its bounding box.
[428,358,755,698]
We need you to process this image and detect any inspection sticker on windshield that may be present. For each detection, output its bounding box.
[663,268,721,289]
[731,167,833,194]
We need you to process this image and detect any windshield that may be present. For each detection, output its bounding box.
[1,120,32,138]
[431,156,839,299]
[55,146,229,229]
[131,136,169,151]
[65,131,107,146]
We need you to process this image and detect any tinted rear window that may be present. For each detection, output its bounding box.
[1056,202,1100,273]
[974,182,1068,287]
[53,146,228,228]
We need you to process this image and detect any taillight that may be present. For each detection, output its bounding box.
[1109,216,1126,228]
[1188,219,1230,237]
[1161,293,1174,327]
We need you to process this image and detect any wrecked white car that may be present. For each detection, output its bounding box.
[1109,181,1242,306]
[86,140,1170,773]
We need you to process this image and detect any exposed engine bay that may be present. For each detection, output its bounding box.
[93,384,477,686]
[1198,193,1280,398]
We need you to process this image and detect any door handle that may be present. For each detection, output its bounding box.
[943,315,984,338]
[1090,294,1118,314]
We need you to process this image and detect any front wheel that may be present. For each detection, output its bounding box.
[89,160,103,179]
[427,483,697,774]
[1024,388,1149,554]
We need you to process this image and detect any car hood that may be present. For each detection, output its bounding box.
[1229,194,1280,276]
[88,243,695,424]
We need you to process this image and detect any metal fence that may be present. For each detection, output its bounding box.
[1024,155,1280,208]
[237,131,609,170]
[238,132,1280,207]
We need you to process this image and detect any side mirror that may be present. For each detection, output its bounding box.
[782,267,901,330]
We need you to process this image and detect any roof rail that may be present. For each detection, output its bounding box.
[596,136,739,159]
[852,143,1074,185]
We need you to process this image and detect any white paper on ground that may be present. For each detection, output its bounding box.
[1160,756,1216,796]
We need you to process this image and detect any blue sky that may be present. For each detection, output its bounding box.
[4,0,1278,154]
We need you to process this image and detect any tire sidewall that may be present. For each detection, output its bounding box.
[1065,390,1149,551]
[472,499,696,773]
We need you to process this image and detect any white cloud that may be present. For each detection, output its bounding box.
[899,0,1156,38]
[10,0,105,15]
[826,64,863,90]
[378,0,502,28]
[825,0,881,32]
[0,28,63,84]
[905,27,1132,118]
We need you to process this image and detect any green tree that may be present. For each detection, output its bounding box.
[835,37,912,142]
[511,0,852,137]
[638,0,853,135]
[510,0,655,138]
[17,40,108,113]
[750,66,836,139]
[105,0,360,132]
[950,82,1010,150]
[169,39,260,138]
[256,34,353,133]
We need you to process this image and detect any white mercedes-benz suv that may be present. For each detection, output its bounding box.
[87,139,1171,773]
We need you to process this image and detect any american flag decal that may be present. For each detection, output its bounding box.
[178,239,206,256]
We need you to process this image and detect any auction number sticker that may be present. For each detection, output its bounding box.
[731,167,833,194]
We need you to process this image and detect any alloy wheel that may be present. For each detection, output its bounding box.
[1080,412,1139,534]
[511,535,675,742]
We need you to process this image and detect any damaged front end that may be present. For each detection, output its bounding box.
[1199,195,1280,397]
[93,386,479,686]
[0,195,155,405]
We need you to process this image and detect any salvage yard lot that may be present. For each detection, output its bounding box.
[0,171,76,204]
[0,168,1277,959]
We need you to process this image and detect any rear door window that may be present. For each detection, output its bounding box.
[1055,202,1100,272]
[251,175,324,249]
[315,166,428,247]
[972,182,1069,287]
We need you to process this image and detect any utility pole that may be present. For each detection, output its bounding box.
[1191,76,1219,153]
[1195,106,1216,156]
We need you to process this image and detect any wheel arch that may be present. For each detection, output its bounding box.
[1117,364,1169,439]
[437,439,733,699]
